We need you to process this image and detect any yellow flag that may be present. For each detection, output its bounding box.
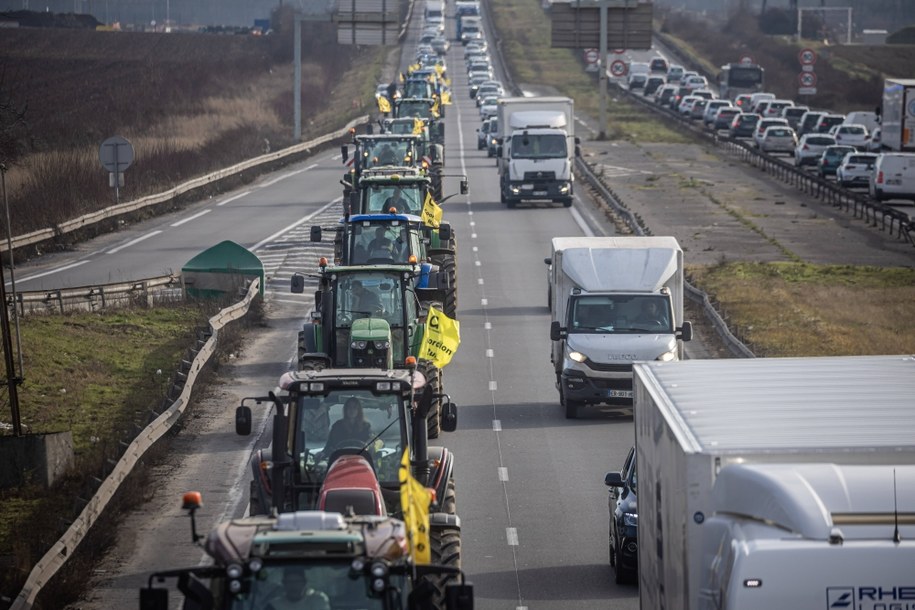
[441,90,452,106]
[421,191,443,228]
[431,100,441,119]
[377,95,392,114]
[400,448,431,565]
[419,306,460,368]
[413,117,425,135]
[434,64,444,77]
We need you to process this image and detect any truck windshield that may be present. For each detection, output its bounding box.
[570,295,672,333]
[511,133,567,159]
[214,559,392,609]
[293,389,406,484]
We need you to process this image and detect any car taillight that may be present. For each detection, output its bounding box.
[803,144,809,150]
[877,171,884,184]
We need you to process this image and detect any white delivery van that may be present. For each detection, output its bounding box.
[869,152,915,202]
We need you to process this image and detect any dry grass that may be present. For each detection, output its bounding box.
[688,262,915,357]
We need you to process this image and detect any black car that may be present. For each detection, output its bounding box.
[605,446,638,585]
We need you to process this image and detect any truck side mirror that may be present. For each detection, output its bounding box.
[365,123,374,135]
[340,145,349,163]
[575,145,582,157]
[139,588,168,610]
[235,406,252,436]
[460,178,469,194]
[310,225,322,242]
[604,472,624,487]
[544,257,551,265]
[549,320,565,342]
[444,582,474,610]
[441,401,458,432]
[438,223,452,242]
[678,321,693,342]
[291,274,306,294]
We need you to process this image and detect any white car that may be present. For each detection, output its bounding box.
[683,75,708,91]
[758,126,798,155]
[836,152,878,188]
[829,124,870,150]
[703,100,733,127]
[753,118,789,148]
[794,133,837,166]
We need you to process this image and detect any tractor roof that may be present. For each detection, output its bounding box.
[345,213,423,224]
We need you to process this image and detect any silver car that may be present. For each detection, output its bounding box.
[795,134,837,167]
[759,126,798,155]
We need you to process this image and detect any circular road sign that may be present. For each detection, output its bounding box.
[798,71,818,88]
[584,48,599,64]
[739,55,755,65]
[798,47,817,66]
[610,60,628,77]
[612,48,625,55]
[99,136,134,173]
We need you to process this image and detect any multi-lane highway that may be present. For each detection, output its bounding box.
[43,3,913,610]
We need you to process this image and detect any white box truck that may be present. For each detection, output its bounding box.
[634,355,915,610]
[496,96,579,208]
[546,236,692,418]
[881,78,915,152]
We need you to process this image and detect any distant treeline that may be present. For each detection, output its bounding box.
[0,10,101,29]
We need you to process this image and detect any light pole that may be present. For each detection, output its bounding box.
[0,164,22,437]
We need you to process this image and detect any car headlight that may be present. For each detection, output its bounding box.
[568,351,587,363]
[657,348,677,362]
[622,512,638,527]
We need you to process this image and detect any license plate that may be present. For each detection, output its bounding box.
[608,389,633,399]
[521,183,533,190]
[533,190,547,196]
[887,179,901,185]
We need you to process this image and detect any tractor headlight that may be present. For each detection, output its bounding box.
[352,340,368,350]
[374,340,391,350]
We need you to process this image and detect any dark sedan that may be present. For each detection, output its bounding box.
[606,446,638,585]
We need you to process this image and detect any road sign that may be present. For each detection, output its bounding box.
[798,47,817,66]
[610,60,628,77]
[613,48,625,55]
[798,72,817,88]
[550,3,653,50]
[584,48,599,64]
[739,55,754,65]
[798,87,817,96]
[99,136,134,173]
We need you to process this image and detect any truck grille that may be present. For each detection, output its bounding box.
[585,362,633,373]
[523,170,556,181]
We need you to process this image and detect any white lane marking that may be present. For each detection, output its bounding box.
[270,298,310,304]
[498,467,509,482]
[474,260,481,267]
[484,322,491,330]
[481,298,488,306]
[217,191,250,206]
[259,163,315,188]
[506,528,519,546]
[471,233,477,239]
[16,260,90,284]
[478,278,484,285]
[570,206,595,237]
[469,221,476,227]
[492,420,502,431]
[250,197,341,251]
[468,210,473,216]
[170,209,212,227]
[489,380,497,391]
[486,349,494,358]
[472,246,478,252]
[107,230,163,254]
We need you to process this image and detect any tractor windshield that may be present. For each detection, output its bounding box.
[397,101,433,119]
[291,389,408,486]
[335,273,406,329]
[349,222,414,265]
[363,140,412,168]
[569,295,673,334]
[365,184,423,215]
[213,559,400,609]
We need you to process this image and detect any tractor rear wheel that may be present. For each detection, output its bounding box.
[440,477,457,515]
[418,360,443,439]
[439,256,458,319]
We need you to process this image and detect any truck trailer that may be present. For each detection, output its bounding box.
[634,355,915,610]
[546,236,692,418]
[496,96,578,208]
[881,78,915,152]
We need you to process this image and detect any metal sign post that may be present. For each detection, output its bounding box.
[99,136,134,204]
[598,0,607,139]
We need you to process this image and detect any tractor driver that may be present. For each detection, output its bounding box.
[263,566,330,610]
[350,280,384,317]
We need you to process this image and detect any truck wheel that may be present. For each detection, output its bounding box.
[418,360,443,439]
[561,198,573,207]
[506,200,517,209]
[426,525,461,605]
[560,386,581,419]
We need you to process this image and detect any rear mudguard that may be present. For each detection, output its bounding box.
[427,446,454,503]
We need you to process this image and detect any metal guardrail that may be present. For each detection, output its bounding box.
[9,274,180,315]
[10,278,261,609]
[616,82,915,247]
[1,116,371,256]
[576,156,757,358]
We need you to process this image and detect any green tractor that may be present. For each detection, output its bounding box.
[232,366,464,603]
[140,492,472,609]
[341,133,443,200]
[291,260,450,437]
[394,97,445,149]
